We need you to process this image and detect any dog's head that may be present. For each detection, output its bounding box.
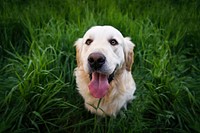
[75,26,135,98]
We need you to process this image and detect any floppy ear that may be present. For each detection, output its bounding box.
[74,38,83,67]
[124,37,135,71]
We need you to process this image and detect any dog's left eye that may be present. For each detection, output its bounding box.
[109,39,118,46]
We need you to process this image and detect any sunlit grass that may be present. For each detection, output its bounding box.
[0,0,200,132]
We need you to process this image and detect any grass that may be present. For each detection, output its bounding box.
[0,0,200,132]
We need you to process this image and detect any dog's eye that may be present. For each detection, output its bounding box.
[85,39,93,45]
[109,39,118,46]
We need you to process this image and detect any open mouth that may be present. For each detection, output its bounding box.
[89,70,115,83]
[88,68,116,98]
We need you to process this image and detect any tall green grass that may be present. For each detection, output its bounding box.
[0,0,200,132]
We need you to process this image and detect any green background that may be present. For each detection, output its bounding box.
[0,0,200,132]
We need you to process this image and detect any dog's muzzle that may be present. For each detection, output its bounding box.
[88,52,116,83]
[87,52,117,98]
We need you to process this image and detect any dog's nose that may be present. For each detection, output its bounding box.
[88,52,106,70]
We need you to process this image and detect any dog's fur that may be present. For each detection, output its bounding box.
[74,26,136,116]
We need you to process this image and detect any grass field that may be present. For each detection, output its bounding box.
[0,0,200,132]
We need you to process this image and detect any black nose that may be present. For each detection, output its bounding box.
[88,52,106,70]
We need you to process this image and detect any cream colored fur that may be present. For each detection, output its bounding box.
[74,26,136,116]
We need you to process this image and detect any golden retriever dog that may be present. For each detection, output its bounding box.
[74,26,136,116]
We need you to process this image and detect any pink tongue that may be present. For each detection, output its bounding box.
[88,72,109,98]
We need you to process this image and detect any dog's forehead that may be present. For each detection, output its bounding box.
[83,26,124,40]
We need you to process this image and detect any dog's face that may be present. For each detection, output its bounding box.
[75,26,134,99]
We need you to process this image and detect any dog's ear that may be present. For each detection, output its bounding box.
[74,38,83,67]
[124,37,135,71]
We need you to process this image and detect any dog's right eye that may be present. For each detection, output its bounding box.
[85,39,93,45]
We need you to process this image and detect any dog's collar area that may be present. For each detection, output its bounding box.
[89,67,117,84]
